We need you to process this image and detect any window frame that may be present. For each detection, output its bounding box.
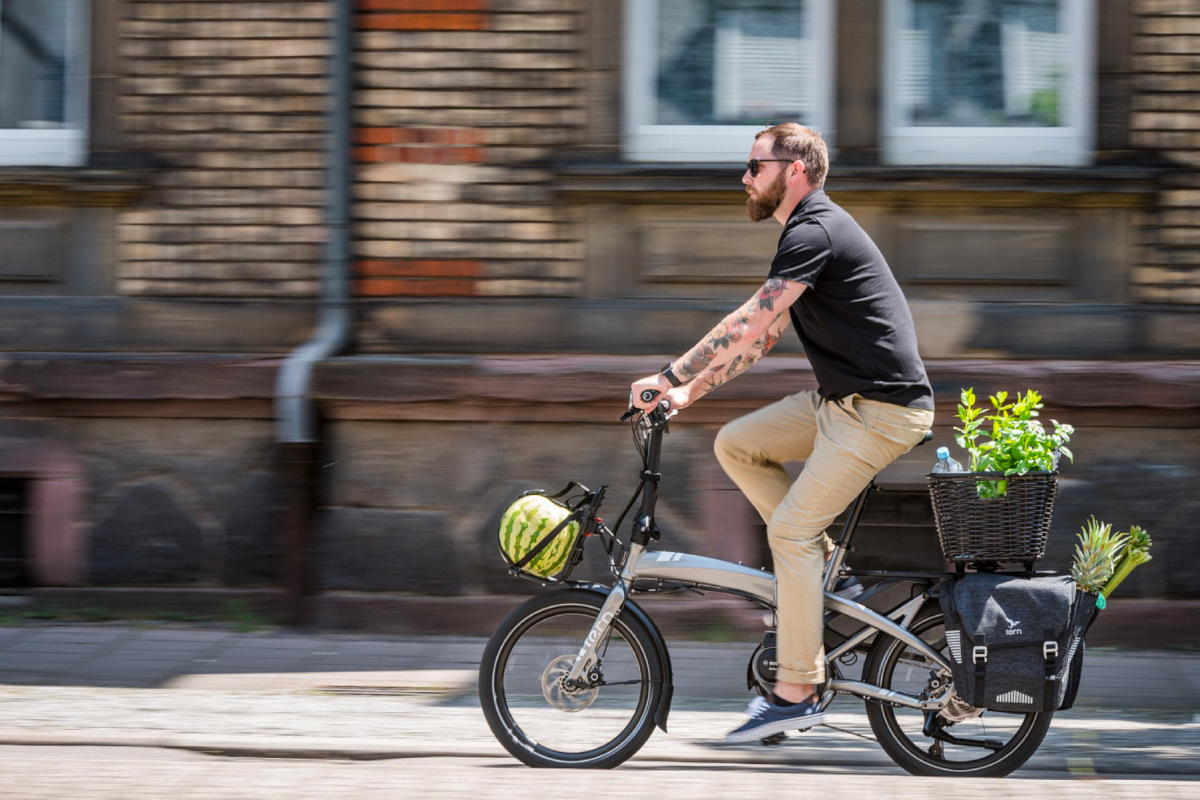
[880,0,1095,167]
[0,0,90,168]
[622,0,836,162]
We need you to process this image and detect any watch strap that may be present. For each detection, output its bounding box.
[661,363,683,387]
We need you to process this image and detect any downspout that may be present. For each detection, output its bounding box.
[275,0,354,626]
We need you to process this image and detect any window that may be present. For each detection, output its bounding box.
[882,0,1094,166]
[624,0,834,162]
[0,0,89,167]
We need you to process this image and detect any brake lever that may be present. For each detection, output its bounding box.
[620,390,642,422]
[620,391,674,423]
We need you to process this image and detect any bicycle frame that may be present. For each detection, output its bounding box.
[564,404,954,713]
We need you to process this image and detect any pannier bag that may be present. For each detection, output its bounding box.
[940,574,1098,713]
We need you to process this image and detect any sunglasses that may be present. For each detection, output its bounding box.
[746,158,794,178]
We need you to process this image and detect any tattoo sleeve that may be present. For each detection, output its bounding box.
[674,277,793,383]
[690,310,791,400]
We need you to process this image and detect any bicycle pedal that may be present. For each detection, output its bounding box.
[760,732,788,746]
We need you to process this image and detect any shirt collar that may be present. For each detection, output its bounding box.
[787,187,826,221]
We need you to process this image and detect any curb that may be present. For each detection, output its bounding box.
[23,588,1200,649]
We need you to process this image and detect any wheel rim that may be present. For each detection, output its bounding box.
[490,604,655,763]
[875,612,1046,772]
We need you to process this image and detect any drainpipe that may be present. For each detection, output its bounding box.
[275,0,354,626]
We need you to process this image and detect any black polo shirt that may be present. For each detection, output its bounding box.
[769,188,934,410]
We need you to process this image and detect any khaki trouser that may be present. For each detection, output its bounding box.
[714,390,934,684]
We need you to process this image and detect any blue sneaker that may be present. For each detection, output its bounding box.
[725,694,826,744]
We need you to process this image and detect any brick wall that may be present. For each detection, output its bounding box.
[115,1,332,298]
[1132,0,1200,304]
[352,0,584,299]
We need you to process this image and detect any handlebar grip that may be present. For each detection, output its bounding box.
[640,389,660,404]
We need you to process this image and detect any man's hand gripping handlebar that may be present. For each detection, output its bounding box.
[622,390,675,423]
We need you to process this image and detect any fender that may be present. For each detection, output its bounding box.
[568,581,674,732]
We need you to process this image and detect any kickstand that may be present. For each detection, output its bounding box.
[822,723,876,742]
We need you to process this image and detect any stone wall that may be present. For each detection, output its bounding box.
[0,415,281,588]
[0,356,282,588]
[309,356,1200,601]
[82,418,282,586]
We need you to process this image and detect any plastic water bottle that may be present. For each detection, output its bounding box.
[931,446,964,473]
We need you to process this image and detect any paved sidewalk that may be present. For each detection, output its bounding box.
[0,624,1196,775]
[1,624,1197,707]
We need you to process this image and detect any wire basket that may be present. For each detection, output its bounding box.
[927,471,1058,565]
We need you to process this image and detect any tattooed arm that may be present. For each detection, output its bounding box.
[678,307,791,406]
[631,277,805,410]
[672,277,802,382]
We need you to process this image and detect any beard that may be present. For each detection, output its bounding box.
[745,168,788,221]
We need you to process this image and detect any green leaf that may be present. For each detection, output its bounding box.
[954,386,1073,497]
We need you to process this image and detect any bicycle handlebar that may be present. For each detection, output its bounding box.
[624,391,673,422]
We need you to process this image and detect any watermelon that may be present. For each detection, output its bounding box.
[499,494,581,578]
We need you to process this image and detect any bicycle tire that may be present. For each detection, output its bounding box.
[863,602,1053,777]
[478,588,665,768]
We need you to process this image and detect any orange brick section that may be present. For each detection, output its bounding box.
[357,279,479,297]
[358,14,488,30]
[357,0,490,32]
[355,127,488,164]
[359,0,489,10]
[355,260,483,296]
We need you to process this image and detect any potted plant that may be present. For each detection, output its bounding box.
[954,388,1074,498]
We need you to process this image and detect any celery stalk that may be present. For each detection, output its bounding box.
[1101,525,1153,599]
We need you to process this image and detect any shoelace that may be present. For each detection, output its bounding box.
[744,695,770,715]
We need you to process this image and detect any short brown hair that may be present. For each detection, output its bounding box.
[756,123,828,189]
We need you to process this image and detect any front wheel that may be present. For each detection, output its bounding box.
[863,604,1053,777]
[478,588,666,768]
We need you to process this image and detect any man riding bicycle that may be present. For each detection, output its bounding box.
[630,123,934,744]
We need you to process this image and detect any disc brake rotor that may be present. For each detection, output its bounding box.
[541,654,599,712]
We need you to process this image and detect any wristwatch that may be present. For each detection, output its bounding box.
[660,363,683,388]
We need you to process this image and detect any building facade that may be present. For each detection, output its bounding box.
[1,1,1198,620]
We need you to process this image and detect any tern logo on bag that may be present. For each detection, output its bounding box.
[1005,618,1023,636]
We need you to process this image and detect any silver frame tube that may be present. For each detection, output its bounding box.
[632,550,776,604]
[633,549,948,674]
[563,545,952,709]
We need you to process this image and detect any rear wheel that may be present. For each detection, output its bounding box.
[478,589,665,768]
[863,604,1052,777]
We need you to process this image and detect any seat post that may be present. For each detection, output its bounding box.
[823,481,876,590]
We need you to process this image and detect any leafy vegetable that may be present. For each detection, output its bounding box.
[954,388,1074,498]
[1102,524,1153,600]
